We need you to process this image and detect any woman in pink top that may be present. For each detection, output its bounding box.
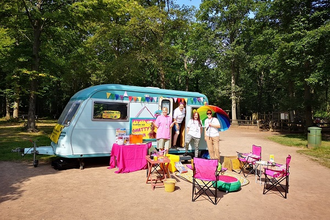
[153,107,174,155]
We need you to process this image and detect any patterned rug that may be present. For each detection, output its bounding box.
[175,167,249,187]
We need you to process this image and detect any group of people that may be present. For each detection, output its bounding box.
[153,103,221,161]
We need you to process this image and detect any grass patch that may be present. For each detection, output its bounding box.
[268,134,307,147]
[0,118,57,163]
[268,134,330,169]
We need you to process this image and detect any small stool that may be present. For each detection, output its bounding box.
[213,175,241,193]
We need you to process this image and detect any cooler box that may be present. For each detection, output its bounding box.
[166,154,180,173]
[129,134,143,144]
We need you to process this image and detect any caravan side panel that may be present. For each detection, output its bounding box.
[70,99,129,157]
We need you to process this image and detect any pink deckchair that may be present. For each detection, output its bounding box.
[263,155,291,199]
[237,145,262,177]
[192,158,220,205]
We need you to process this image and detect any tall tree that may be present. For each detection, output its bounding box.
[0,0,81,131]
[268,0,330,127]
[0,27,15,119]
[198,0,253,123]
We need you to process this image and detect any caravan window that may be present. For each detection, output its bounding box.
[161,99,171,113]
[93,101,128,120]
[58,101,82,126]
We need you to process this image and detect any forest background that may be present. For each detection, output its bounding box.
[0,0,329,132]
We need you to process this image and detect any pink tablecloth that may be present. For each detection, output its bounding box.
[108,142,152,173]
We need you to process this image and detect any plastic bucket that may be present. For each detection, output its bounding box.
[164,179,176,192]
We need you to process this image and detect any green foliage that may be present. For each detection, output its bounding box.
[0,0,329,129]
[197,0,254,115]
[268,134,308,147]
[0,27,14,53]
[314,111,330,120]
[298,146,330,168]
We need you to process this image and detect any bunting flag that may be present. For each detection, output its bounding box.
[107,92,205,105]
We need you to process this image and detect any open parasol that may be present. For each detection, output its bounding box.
[197,105,230,131]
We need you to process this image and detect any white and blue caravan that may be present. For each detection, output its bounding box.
[46,84,209,159]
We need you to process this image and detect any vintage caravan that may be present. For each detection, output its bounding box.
[45,84,209,159]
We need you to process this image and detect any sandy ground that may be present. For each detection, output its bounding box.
[1,127,330,220]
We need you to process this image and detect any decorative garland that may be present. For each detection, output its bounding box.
[105,91,207,105]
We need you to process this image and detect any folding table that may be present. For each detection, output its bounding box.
[145,155,170,190]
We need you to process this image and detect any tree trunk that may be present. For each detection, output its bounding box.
[27,79,37,131]
[303,60,313,129]
[326,79,330,114]
[237,99,241,120]
[184,56,189,91]
[231,62,238,125]
[304,81,313,128]
[13,99,19,118]
[159,66,165,89]
[27,8,42,132]
[5,95,10,120]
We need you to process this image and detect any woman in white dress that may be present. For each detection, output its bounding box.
[184,111,202,158]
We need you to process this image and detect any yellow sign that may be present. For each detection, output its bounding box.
[102,110,120,119]
[130,118,157,140]
[50,124,64,144]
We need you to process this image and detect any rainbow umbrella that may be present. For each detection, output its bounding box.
[197,105,230,131]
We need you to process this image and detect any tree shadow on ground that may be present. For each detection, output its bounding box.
[0,157,110,204]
